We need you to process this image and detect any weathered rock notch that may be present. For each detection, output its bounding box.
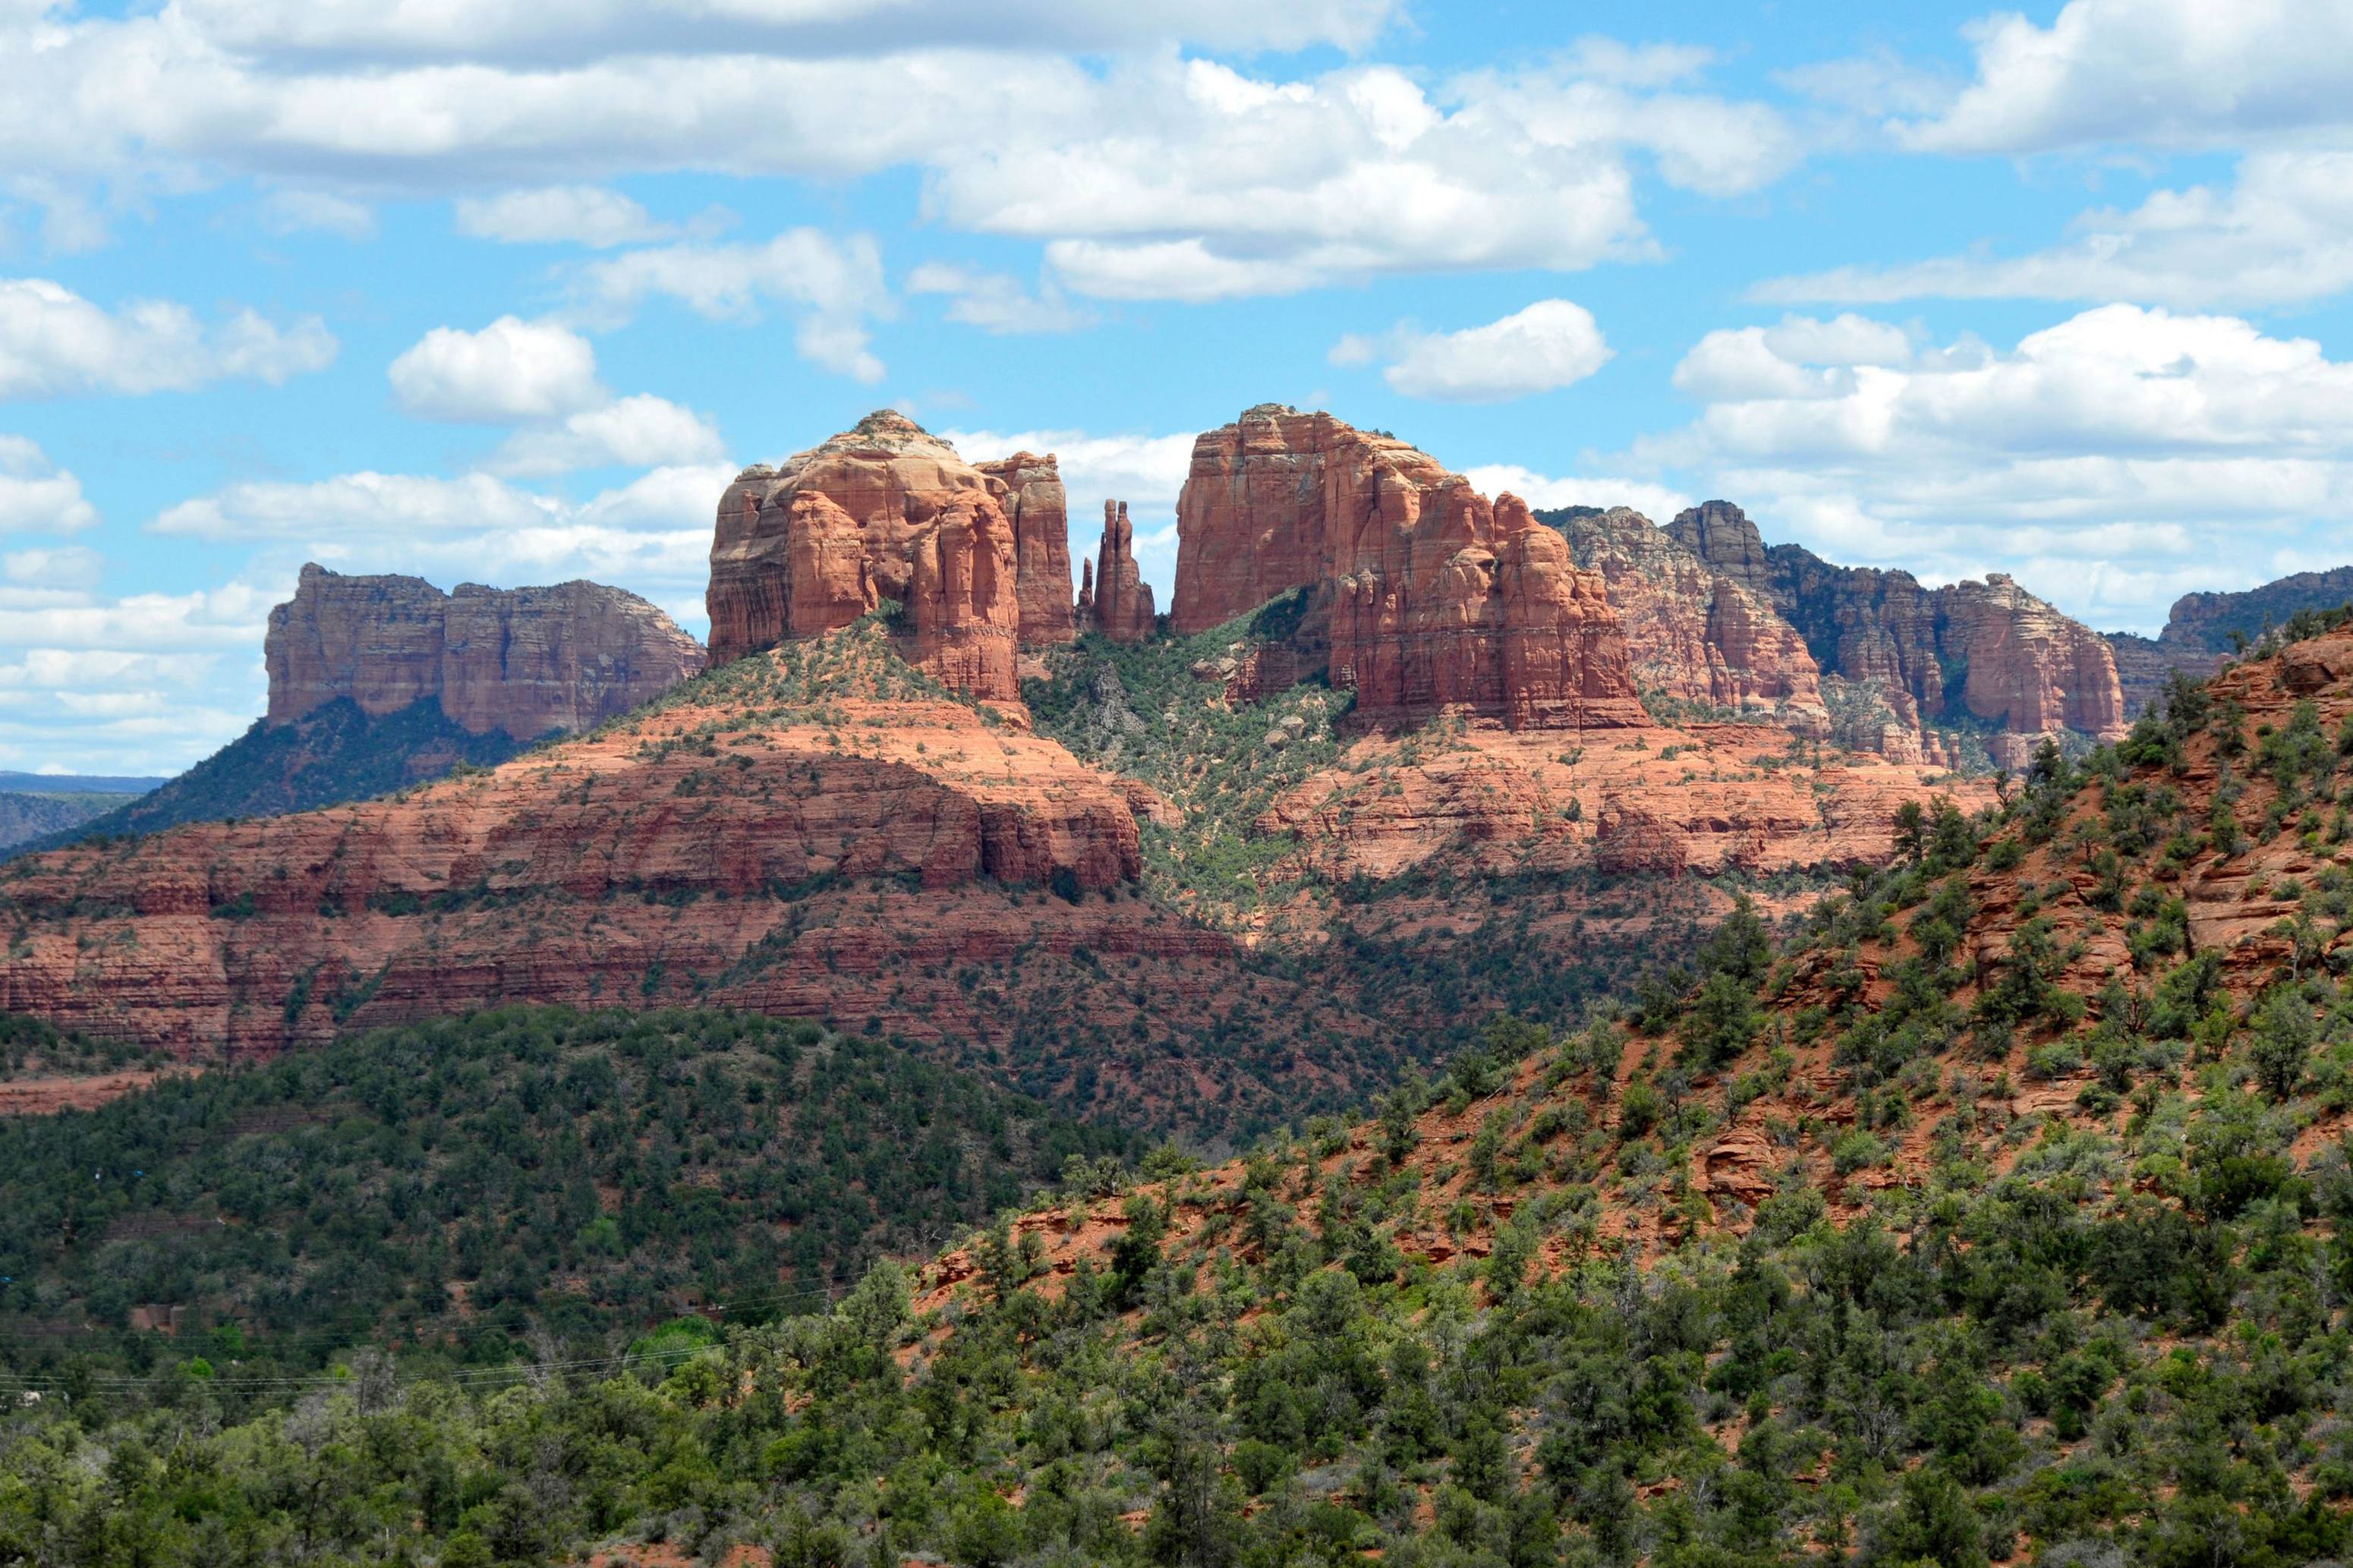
[265,563,706,741]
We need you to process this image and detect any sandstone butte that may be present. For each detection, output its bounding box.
[707,411,1074,707]
[266,563,707,740]
[1078,500,1156,644]
[915,619,2353,1298]
[1169,405,1647,731]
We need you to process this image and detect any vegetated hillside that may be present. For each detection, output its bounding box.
[17,619,2353,1566]
[0,788,146,851]
[0,1005,1132,1378]
[21,697,528,852]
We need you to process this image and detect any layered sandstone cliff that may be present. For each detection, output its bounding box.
[0,628,1150,1060]
[1170,406,1644,730]
[975,452,1076,646]
[1545,506,1826,727]
[1667,500,2127,764]
[1080,501,1155,644]
[707,411,1073,703]
[265,564,706,740]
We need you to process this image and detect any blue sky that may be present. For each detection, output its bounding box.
[6,0,2353,773]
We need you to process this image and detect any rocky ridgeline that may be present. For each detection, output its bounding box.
[1645,498,2126,770]
[2106,565,2353,715]
[266,563,706,740]
[1161,407,2125,764]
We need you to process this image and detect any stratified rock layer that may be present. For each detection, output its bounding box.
[1172,406,1645,729]
[1082,501,1156,644]
[0,630,1149,1060]
[265,564,706,740]
[707,411,1060,703]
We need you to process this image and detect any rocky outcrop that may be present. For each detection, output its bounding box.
[1663,500,1775,602]
[1668,502,2128,760]
[1171,405,1395,635]
[265,564,705,741]
[975,452,1076,646]
[1546,506,1826,726]
[1170,406,1644,730]
[707,411,1057,704]
[1080,501,1155,644]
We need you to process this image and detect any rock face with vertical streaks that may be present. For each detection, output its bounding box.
[265,563,706,741]
[1545,505,1826,729]
[975,452,1076,645]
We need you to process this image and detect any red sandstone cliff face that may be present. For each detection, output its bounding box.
[0,628,1149,1060]
[1548,506,1826,727]
[706,411,1048,704]
[264,564,705,740]
[1668,500,2126,763]
[1940,574,2128,762]
[1170,407,1644,730]
[975,452,1076,646]
[1080,501,1156,644]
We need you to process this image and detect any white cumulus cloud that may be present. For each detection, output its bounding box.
[1332,299,1613,402]
[455,185,673,247]
[0,436,97,534]
[485,394,726,477]
[389,316,603,423]
[1901,0,2353,156]
[571,231,890,382]
[0,279,335,401]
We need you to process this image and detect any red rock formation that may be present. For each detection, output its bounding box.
[1172,405,1452,635]
[265,563,705,740]
[1940,574,2128,743]
[1549,506,1826,726]
[975,452,1076,645]
[1171,407,1643,730]
[1081,501,1156,644]
[0,631,1149,1060]
[1670,501,2127,759]
[1074,559,1095,628]
[706,411,1025,704]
